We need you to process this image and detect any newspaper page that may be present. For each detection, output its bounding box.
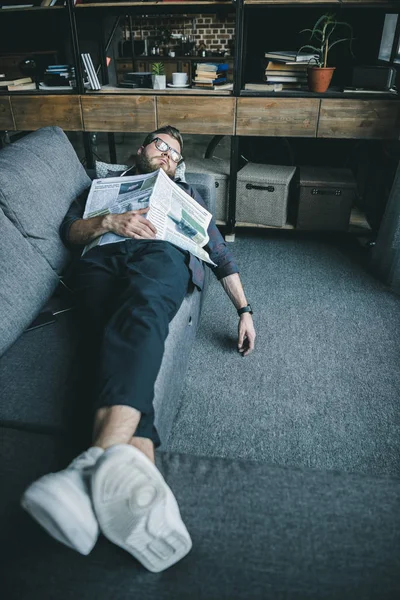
[82,168,215,265]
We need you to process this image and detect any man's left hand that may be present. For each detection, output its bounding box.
[238,313,256,357]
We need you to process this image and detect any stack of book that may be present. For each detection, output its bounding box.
[192,62,232,90]
[42,64,74,88]
[263,51,317,90]
[0,77,36,91]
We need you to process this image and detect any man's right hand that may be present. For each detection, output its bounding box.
[104,208,157,240]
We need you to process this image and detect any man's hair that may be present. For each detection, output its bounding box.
[142,126,183,155]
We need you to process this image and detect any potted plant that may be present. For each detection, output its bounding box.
[298,13,354,93]
[151,62,166,90]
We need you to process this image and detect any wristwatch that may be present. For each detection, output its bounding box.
[237,304,253,317]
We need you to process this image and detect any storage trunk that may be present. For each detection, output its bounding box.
[236,163,296,227]
[297,167,357,231]
[185,158,230,222]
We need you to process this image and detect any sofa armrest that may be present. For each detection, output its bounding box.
[185,172,216,217]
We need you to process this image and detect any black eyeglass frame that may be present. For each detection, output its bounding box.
[146,136,183,163]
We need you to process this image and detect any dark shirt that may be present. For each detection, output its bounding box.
[59,171,239,290]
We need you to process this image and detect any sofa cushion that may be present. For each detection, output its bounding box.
[154,285,204,445]
[0,302,91,432]
[0,208,59,357]
[95,159,187,182]
[0,127,91,273]
[1,427,400,600]
[0,286,204,446]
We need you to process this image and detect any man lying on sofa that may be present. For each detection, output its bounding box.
[21,125,256,573]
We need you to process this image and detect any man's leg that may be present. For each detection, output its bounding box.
[87,241,193,571]
[92,405,155,463]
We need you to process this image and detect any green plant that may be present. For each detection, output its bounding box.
[298,13,355,68]
[151,62,165,76]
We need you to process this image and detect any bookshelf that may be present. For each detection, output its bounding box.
[0,0,399,236]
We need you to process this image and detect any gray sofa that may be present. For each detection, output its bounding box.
[0,126,211,445]
[1,127,399,600]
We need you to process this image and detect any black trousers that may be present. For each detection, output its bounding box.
[68,240,191,447]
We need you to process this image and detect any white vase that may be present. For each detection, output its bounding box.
[152,75,166,90]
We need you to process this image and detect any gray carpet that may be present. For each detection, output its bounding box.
[168,231,400,477]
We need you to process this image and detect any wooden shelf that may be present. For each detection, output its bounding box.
[76,2,232,7]
[245,1,340,4]
[0,6,64,12]
[244,0,397,5]
[90,84,232,95]
[241,89,400,100]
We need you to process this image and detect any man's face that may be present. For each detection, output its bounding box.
[136,133,181,179]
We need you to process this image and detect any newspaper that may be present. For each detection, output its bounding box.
[82,168,215,265]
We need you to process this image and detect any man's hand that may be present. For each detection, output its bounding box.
[238,313,256,357]
[105,208,157,240]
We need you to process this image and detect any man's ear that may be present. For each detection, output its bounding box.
[137,146,143,156]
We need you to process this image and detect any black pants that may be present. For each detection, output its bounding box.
[68,240,191,447]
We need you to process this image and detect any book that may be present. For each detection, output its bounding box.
[266,61,307,72]
[265,70,308,77]
[8,82,36,91]
[195,63,229,72]
[81,53,101,90]
[195,71,225,79]
[245,82,305,91]
[245,83,283,91]
[39,82,73,91]
[194,77,227,84]
[0,77,33,87]
[265,75,307,83]
[343,87,398,95]
[264,51,317,63]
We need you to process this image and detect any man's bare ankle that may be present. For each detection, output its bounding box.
[92,405,142,450]
[129,437,155,464]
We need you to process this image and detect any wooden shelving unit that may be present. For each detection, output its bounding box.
[1,0,399,236]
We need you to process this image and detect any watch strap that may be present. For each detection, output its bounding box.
[237,304,253,316]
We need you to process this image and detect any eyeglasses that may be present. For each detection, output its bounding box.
[149,137,182,163]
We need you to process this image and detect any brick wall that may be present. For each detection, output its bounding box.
[123,14,235,55]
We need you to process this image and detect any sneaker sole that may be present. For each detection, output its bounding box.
[21,475,98,555]
[91,446,192,572]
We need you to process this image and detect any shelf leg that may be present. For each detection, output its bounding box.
[83,132,94,170]
[108,133,117,163]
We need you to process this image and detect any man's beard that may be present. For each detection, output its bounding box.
[136,151,174,179]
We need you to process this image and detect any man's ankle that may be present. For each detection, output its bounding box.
[128,437,155,464]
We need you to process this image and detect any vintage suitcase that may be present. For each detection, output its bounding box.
[297,166,357,231]
[236,162,296,227]
[184,158,230,222]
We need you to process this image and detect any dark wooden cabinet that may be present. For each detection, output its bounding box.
[318,99,400,139]
[157,96,235,134]
[81,95,156,132]
[10,95,82,131]
[236,98,320,137]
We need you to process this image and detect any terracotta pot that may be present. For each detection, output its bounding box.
[307,67,336,93]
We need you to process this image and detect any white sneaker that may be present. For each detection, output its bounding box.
[21,446,104,555]
[91,444,192,572]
